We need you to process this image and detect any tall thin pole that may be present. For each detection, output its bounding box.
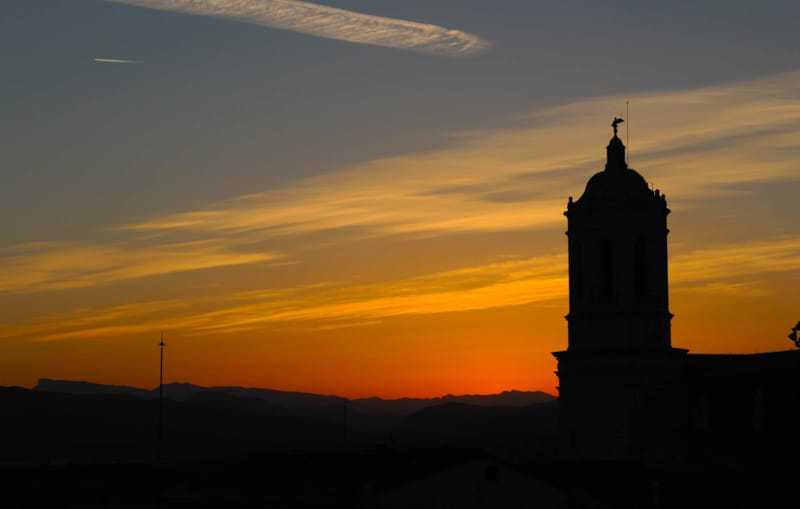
[157,333,166,462]
[626,101,630,165]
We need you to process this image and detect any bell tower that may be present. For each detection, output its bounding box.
[554,119,688,462]
[565,118,672,352]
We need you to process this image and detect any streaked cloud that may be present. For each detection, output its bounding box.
[671,237,800,287]
[93,58,141,64]
[3,71,799,302]
[6,235,799,342]
[3,253,567,341]
[124,72,800,245]
[0,240,279,295]
[0,300,187,341]
[105,0,491,58]
[180,254,568,332]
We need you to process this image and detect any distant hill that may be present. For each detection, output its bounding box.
[0,386,336,458]
[34,379,554,417]
[36,378,152,399]
[2,385,558,460]
[351,390,555,417]
[35,379,345,411]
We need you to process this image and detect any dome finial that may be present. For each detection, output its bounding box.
[612,117,624,138]
[606,118,627,171]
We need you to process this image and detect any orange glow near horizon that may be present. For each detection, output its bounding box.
[2,72,800,398]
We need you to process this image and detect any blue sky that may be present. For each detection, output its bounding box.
[4,0,799,243]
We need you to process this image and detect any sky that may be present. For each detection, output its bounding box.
[2,0,800,398]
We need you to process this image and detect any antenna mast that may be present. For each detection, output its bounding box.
[626,101,630,165]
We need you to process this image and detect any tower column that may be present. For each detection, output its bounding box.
[553,120,688,462]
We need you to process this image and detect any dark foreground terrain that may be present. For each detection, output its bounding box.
[1,383,796,508]
[1,449,796,508]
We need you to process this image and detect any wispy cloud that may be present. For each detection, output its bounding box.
[178,254,568,332]
[7,235,799,341]
[93,58,141,64]
[0,240,279,295]
[6,72,800,299]
[106,0,491,58]
[124,72,800,245]
[2,253,567,341]
[0,299,187,341]
[671,237,800,288]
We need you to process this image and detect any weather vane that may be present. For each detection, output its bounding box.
[612,117,625,137]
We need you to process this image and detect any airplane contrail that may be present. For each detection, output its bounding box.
[94,58,141,64]
[105,0,492,58]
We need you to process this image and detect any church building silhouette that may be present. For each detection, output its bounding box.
[554,121,800,463]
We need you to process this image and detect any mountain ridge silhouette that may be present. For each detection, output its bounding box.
[34,378,555,417]
[0,383,559,461]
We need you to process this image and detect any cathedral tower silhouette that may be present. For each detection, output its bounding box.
[565,123,672,350]
[554,120,689,461]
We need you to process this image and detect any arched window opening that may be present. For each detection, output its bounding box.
[602,239,614,298]
[574,241,584,300]
[635,236,647,298]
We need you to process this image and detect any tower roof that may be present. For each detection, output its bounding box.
[579,165,651,206]
[568,121,667,213]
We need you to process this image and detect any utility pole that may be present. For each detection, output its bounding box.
[157,333,166,462]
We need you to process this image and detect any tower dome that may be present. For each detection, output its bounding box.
[568,130,666,214]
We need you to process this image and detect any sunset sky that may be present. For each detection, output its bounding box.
[2,1,800,398]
